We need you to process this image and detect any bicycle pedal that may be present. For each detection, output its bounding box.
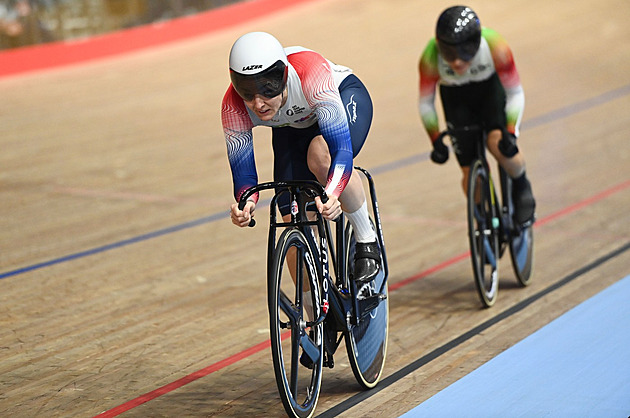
[299,352,314,369]
[518,217,535,229]
[358,293,386,320]
[324,356,335,369]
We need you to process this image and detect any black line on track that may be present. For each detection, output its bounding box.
[317,240,630,417]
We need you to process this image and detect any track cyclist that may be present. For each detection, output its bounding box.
[222,31,381,284]
[418,5,536,226]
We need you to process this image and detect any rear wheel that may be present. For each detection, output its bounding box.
[268,228,323,417]
[510,225,534,286]
[500,167,534,287]
[344,221,388,388]
[467,160,500,308]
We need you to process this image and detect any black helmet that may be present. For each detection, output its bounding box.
[435,6,481,62]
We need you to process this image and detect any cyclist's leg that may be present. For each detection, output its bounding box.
[320,74,380,283]
[307,137,379,283]
[486,130,535,224]
[480,75,535,225]
[439,83,479,194]
[487,129,524,176]
[308,73,373,217]
[489,138,535,225]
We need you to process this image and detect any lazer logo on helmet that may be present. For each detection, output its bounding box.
[242,65,263,71]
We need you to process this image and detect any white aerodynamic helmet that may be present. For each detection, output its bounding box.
[229,32,289,101]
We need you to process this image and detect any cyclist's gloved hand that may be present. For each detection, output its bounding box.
[430,137,449,164]
[498,131,519,158]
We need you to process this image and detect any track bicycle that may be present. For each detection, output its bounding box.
[437,126,534,307]
[237,167,389,418]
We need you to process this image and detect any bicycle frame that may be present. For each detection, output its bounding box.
[269,189,350,332]
[239,174,389,414]
[356,167,389,295]
[472,129,522,243]
[458,126,534,286]
[238,173,388,350]
[445,126,509,240]
[441,124,533,304]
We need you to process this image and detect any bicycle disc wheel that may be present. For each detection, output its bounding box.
[467,160,500,308]
[344,222,388,389]
[500,167,534,287]
[269,228,323,418]
[510,225,534,286]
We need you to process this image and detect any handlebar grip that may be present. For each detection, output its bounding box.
[321,192,328,204]
[237,199,256,228]
[430,149,449,164]
[438,130,451,141]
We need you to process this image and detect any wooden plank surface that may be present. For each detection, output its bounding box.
[1,0,629,416]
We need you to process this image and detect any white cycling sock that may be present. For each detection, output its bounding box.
[345,201,377,243]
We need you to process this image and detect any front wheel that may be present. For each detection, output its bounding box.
[268,228,323,418]
[467,159,500,308]
[344,222,388,388]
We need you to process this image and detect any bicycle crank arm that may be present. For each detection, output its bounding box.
[357,293,387,321]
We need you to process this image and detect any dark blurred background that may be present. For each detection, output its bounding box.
[0,0,242,50]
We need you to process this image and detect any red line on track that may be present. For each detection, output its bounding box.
[92,179,630,417]
[93,340,271,417]
[389,252,471,292]
[535,179,630,227]
[0,0,317,78]
[93,332,291,417]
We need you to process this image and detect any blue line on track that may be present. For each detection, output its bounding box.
[2,83,629,280]
[522,83,630,130]
[0,213,225,279]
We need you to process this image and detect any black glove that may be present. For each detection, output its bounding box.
[498,131,519,158]
[430,137,449,164]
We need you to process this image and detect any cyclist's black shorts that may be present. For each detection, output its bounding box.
[440,72,506,167]
[272,74,373,215]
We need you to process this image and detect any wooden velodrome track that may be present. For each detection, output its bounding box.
[1,0,629,416]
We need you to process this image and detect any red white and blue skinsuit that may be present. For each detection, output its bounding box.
[221,47,358,204]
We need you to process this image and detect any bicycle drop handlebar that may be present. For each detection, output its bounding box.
[237,180,329,228]
[432,125,487,164]
[441,124,484,136]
